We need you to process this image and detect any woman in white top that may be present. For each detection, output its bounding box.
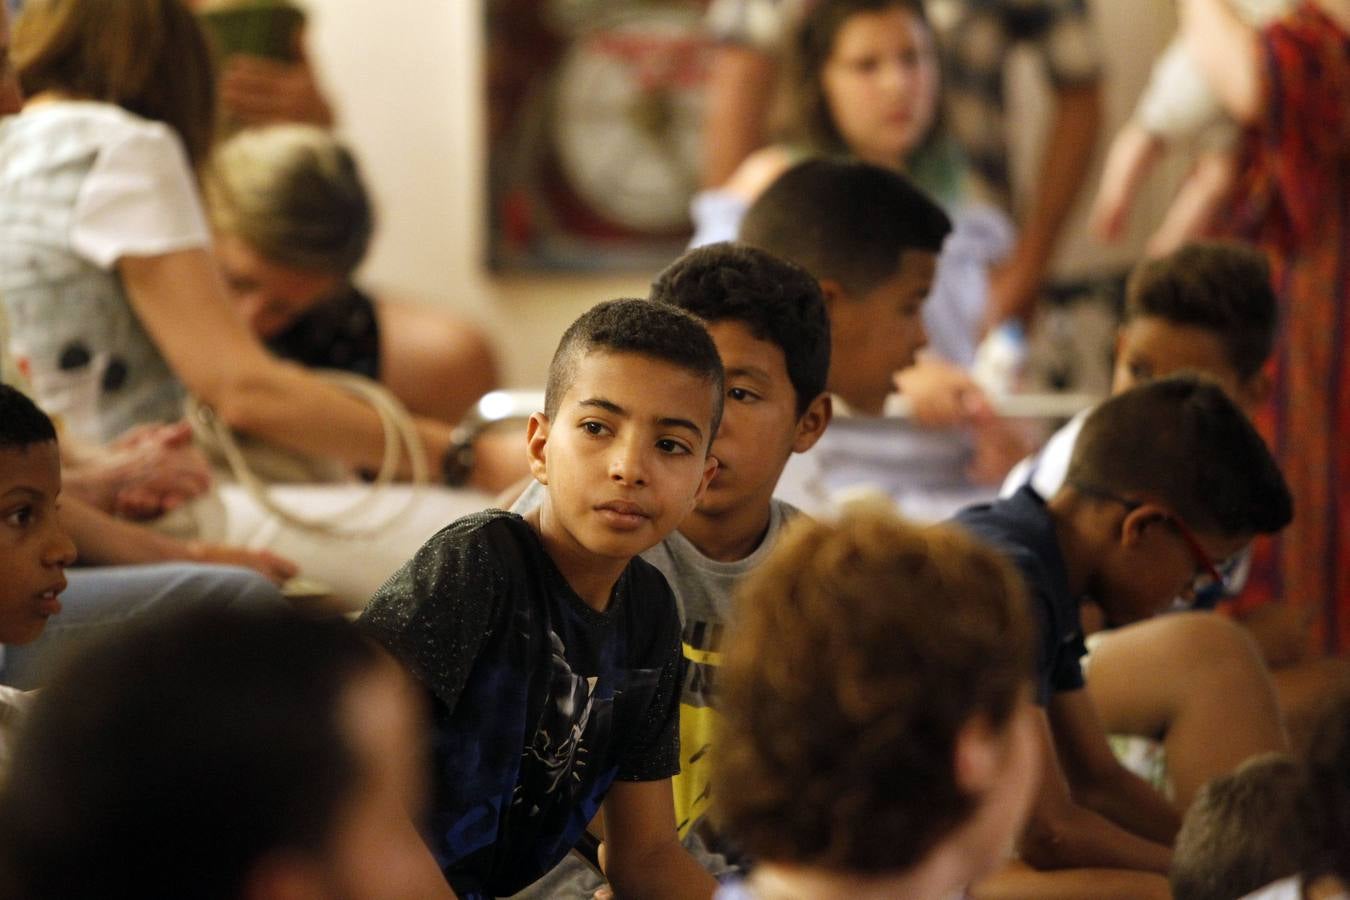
[0,0,464,482]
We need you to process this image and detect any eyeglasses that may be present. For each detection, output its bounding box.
[1068,480,1227,593]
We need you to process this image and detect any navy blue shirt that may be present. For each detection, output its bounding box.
[359,511,683,897]
[953,486,1086,705]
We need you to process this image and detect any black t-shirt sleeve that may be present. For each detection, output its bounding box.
[615,569,684,782]
[357,513,509,712]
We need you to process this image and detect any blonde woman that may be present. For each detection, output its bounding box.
[204,124,498,425]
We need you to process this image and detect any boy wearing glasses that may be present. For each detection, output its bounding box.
[953,375,1292,892]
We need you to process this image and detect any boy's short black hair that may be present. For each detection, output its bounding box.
[739,158,952,297]
[1171,754,1309,900]
[544,298,725,441]
[1067,375,1292,537]
[650,243,830,415]
[1126,242,1278,381]
[0,384,57,450]
[0,606,383,900]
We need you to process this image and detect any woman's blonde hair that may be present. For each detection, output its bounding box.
[15,0,216,168]
[204,124,373,276]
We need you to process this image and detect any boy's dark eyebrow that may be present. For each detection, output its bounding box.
[0,486,42,502]
[578,397,704,441]
[725,365,773,382]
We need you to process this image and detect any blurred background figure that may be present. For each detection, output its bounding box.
[0,606,454,900]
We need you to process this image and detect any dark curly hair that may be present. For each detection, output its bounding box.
[651,243,829,414]
[713,508,1032,872]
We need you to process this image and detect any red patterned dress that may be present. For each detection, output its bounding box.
[1222,2,1350,652]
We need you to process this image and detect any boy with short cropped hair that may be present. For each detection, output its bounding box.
[740,158,1027,517]
[1004,240,1276,507]
[509,243,833,896]
[713,508,1041,900]
[955,375,1293,883]
[0,384,77,767]
[360,299,723,899]
[739,158,950,416]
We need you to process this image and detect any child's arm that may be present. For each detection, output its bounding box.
[1180,0,1263,123]
[602,779,717,900]
[1019,702,1173,874]
[1089,121,1164,242]
[972,859,1171,900]
[61,493,298,583]
[1144,148,1239,257]
[1046,688,1182,847]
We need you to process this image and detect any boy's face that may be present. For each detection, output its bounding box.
[694,320,828,519]
[1097,507,1250,625]
[826,249,935,415]
[528,350,719,563]
[0,441,76,645]
[1113,317,1261,413]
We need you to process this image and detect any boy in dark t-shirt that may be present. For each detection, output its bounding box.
[360,299,723,899]
[953,375,1292,890]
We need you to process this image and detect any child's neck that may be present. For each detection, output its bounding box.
[678,501,773,563]
[1045,493,1110,599]
[525,505,629,612]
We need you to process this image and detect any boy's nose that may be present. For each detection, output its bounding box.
[45,523,78,569]
[609,438,648,486]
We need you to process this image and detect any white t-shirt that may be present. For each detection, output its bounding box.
[0,100,210,441]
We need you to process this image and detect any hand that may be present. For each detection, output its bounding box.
[985,251,1043,333]
[218,52,334,126]
[965,419,1032,486]
[185,540,300,585]
[64,421,213,519]
[893,355,993,428]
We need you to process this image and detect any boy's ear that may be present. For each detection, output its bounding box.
[525,412,551,485]
[953,714,1003,796]
[792,392,833,454]
[1119,502,1172,548]
[818,277,849,311]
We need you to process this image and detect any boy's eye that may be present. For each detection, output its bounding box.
[1127,361,1153,382]
[728,387,758,403]
[581,421,608,436]
[4,506,33,528]
[655,438,691,455]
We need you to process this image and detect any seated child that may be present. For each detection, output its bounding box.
[1090,0,1291,254]
[738,157,1025,519]
[1001,242,1345,755]
[0,605,452,899]
[1240,692,1350,899]
[1003,241,1274,599]
[509,242,833,896]
[203,123,498,426]
[712,508,1040,900]
[0,384,77,765]
[955,375,1292,885]
[1171,753,1308,900]
[359,299,724,898]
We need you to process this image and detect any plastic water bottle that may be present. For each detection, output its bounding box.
[971,320,1028,397]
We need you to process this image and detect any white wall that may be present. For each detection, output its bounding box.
[303,0,1183,388]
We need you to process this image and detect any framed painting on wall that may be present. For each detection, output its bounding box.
[485,0,712,271]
